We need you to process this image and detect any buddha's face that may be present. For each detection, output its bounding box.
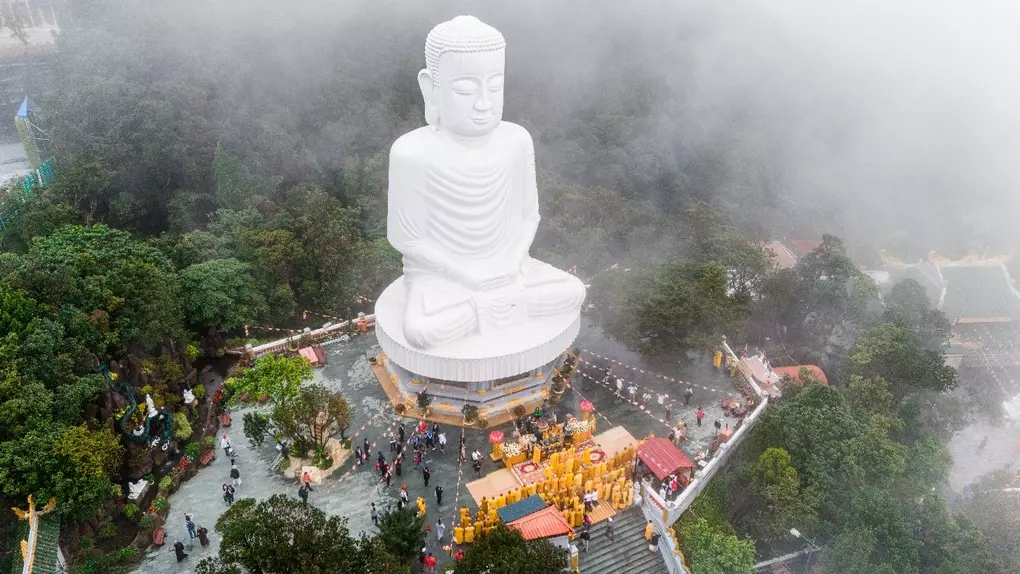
[431,49,505,138]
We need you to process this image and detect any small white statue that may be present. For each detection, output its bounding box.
[127,479,149,501]
[145,394,157,418]
[182,388,195,405]
[386,15,585,350]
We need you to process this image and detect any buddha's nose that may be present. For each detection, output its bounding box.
[475,91,492,111]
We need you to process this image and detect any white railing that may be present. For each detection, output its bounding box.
[246,314,376,358]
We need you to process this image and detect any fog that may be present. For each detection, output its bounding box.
[51,0,1020,255]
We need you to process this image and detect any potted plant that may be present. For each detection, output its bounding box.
[416,389,433,417]
[395,403,407,415]
[462,404,479,424]
[512,404,526,418]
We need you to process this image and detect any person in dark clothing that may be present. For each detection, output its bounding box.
[173,540,188,562]
[399,423,406,444]
[298,484,310,504]
[197,526,209,547]
[377,451,386,469]
[364,437,371,454]
[384,468,392,488]
[714,419,722,431]
[422,466,431,487]
[684,387,693,405]
[389,434,397,452]
[580,529,590,552]
[371,503,379,525]
[395,455,402,476]
[435,485,444,506]
[473,459,482,478]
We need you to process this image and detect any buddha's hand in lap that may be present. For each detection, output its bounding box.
[455,264,518,292]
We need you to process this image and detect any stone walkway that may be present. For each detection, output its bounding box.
[135,319,740,573]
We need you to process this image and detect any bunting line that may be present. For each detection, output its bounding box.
[578,350,734,395]
[574,366,675,429]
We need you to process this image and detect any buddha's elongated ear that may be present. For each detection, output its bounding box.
[418,69,438,126]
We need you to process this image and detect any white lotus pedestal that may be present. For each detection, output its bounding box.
[374,278,580,427]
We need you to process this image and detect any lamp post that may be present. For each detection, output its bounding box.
[789,528,819,573]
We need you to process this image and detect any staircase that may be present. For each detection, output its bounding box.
[577,506,670,574]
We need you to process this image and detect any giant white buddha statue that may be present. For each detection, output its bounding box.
[386,15,585,351]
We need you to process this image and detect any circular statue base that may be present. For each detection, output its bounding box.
[374,277,581,383]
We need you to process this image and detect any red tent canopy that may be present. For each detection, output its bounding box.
[637,437,695,480]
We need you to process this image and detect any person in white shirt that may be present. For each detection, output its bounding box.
[628,385,637,401]
[471,449,481,462]
[583,491,593,510]
[591,489,600,508]
[615,377,623,395]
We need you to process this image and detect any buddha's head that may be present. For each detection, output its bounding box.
[420,16,506,139]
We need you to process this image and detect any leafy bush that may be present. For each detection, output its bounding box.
[243,412,272,449]
[139,515,153,529]
[116,546,139,563]
[202,435,215,449]
[512,405,526,417]
[394,403,406,414]
[158,476,172,491]
[194,384,205,399]
[99,523,117,539]
[80,536,93,549]
[477,417,489,429]
[186,442,200,458]
[185,343,201,362]
[416,389,432,411]
[462,404,479,422]
[279,457,290,470]
[122,503,140,520]
[173,411,193,440]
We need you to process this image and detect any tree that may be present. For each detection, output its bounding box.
[242,412,272,449]
[846,324,957,396]
[271,384,353,458]
[375,506,426,561]
[52,424,123,479]
[745,448,817,540]
[795,234,875,340]
[677,517,756,574]
[226,354,311,405]
[180,258,268,330]
[883,279,951,349]
[7,224,184,354]
[599,258,750,360]
[453,523,569,574]
[210,494,402,574]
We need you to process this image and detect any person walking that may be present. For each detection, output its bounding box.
[438,431,447,453]
[298,483,310,504]
[628,385,637,402]
[580,529,590,552]
[605,516,615,541]
[363,437,371,455]
[423,466,431,487]
[230,463,241,487]
[302,471,312,489]
[371,503,379,525]
[473,458,482,478]
[435,485,444,506]
[401,484,410,505]
[644,520,654,543]
[173,540,188,563]
[424,552,437,574]
[714,418,722,431]
[615,376,623,396]
[384,467,392,488]
[220,435,232,457]
[399,422,406,445]
[425,429,434,450]
[395,454,403,476]
[414,451,423,471]
[389,433,397,453]
[376,451,386,471]
[222,484,234,506]
[355,446,363,466]
[695,406,705,426]
[197,525,209,547]
[436,518,445,541]
[684,386,693,406]
[185,513,197,539]
[657,393,665,410]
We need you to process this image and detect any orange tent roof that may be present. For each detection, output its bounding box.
[507,506,573,540]
[298,347,319,365]
[772,365,828,385]
[637,437,695,481]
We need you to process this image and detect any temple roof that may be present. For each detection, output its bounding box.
[939,264,1020,321]
[772,365,828,385]
[507,505,573,540]
[636,437,695,481]
[763,241,798,270]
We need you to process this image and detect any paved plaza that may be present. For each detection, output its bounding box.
[135,319,738,573]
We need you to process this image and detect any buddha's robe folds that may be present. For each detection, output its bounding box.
[388,121,585,349]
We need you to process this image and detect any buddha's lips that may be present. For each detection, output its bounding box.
[471,115,493,124]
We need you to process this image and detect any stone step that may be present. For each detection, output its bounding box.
[577,507,670,574]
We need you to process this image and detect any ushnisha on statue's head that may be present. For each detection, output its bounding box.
[419,16,506,139]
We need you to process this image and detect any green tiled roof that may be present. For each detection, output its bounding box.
[9,518,60,574]
[887,266,944,306]
[940,265,1020,320]
[497,494,547,524]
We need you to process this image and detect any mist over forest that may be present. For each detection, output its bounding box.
[37,0,1020,261]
